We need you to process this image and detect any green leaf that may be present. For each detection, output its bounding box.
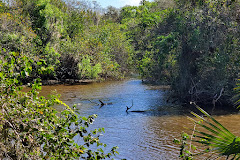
[82,117,87,121]
[37,61,42,65]
[191,107,239,157]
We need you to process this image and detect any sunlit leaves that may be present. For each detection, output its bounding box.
[0,48,118,159]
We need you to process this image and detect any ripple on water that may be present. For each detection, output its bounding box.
[39,79,240,160]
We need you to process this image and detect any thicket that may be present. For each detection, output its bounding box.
[0,1,129,158]
[174,81,240,159]
[0,48,118,159]
[120,0,240,107]
[0,0,240,158]
[2,0,238,107]
[0,0,133,82]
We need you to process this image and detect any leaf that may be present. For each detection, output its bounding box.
[37,61,42,65]
[192,107,239,157]
[82,117,87,121]
[173,138,180,144]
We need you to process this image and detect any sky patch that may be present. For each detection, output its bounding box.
[94,0,146,9]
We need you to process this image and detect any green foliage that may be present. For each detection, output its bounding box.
[37,43,60,78]
[78,55,102,79]
[174,132,195,159]
[66,9,85,39]
[0,0,133,82]
[71,22,132,79]
[191,107,238,156]
[175,75,240,160]
[0,1,7,13]
[138,51,153,79]
[0,48,118,159]
[124,0,240,105]
[103,6,120,23]
[175,106,240,159]
[173,0,240,103]
[233,79,240,108]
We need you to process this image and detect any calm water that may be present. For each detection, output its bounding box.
[39,79,240,160]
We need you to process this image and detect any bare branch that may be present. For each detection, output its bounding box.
[212,88,224,112]
[126,100,134,112]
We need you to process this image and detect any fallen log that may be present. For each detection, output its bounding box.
[129,110,145,112]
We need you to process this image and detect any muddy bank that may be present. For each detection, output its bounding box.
[41,79,97,85]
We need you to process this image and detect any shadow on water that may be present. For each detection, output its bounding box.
[39,79,240,160]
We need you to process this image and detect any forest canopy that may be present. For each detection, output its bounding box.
[0,0,239,120]
[0,0,134,82]
[0,0,240,159]
[120,0,240,107]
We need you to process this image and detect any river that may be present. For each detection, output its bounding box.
[39,79,240,160]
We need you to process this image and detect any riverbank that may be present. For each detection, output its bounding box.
[41,79,98,85]
[41,78,238,114]
[39,79,240,159]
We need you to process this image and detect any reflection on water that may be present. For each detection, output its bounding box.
[39,79,240,160]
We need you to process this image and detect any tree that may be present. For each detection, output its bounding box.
[0,48,118,159]
[103,6,120,23]
[127,0,240,106]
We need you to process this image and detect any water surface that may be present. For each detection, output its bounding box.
[40,79,240,160]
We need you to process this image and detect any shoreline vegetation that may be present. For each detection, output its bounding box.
[0,0,239,159]
[41,79,97,85]
[0,0,239,108]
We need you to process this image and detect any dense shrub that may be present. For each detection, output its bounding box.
[0,0,134,82]
[0,49,118,159]
[123,0,240,106]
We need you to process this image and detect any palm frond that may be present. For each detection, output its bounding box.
[191,106,240,158]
